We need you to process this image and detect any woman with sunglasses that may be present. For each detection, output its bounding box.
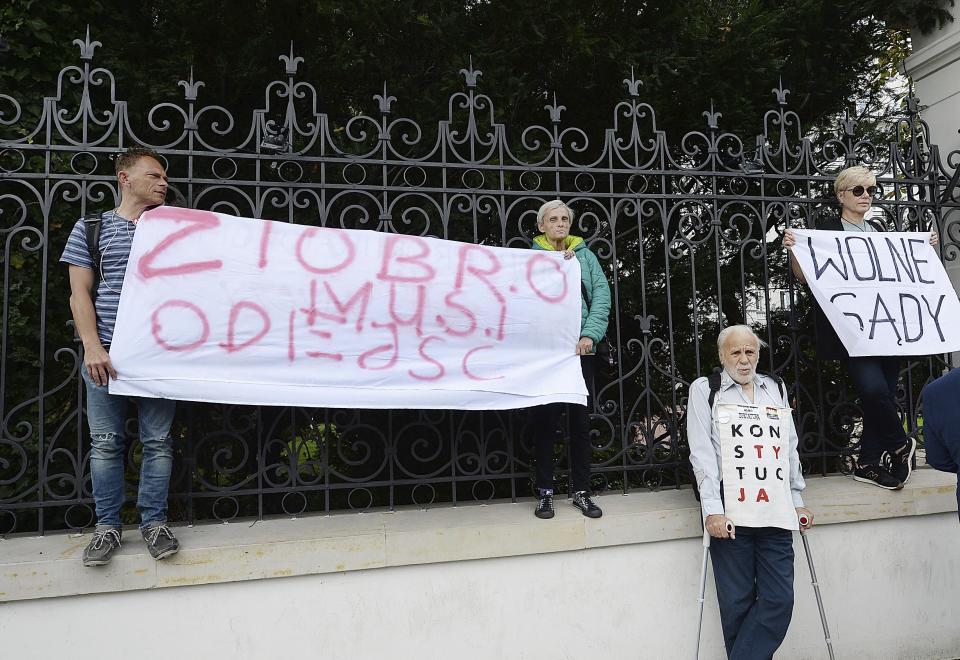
[784,165,938,490]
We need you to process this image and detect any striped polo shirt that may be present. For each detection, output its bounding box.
[60,210,137,345]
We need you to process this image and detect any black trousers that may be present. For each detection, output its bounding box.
[532,356,595,492]
[844,356,906,465]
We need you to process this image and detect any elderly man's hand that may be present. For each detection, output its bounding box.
[796,506,814,530]
[930,230,940,247]
[563,249,575,260]
[705,514,735,540]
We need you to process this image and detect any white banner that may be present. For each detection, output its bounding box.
[717,403,798,531]
[792,229,960,356]
[108,207,588,409]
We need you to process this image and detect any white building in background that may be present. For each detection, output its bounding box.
[903,9,960,165]
[744,286,791,325]
[903,7,960,365]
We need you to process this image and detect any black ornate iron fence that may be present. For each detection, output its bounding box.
[2,31,959,535]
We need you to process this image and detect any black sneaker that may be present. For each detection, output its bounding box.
[535,493,555,519]
[883,437,917,485]
[572,491,603,518]
[853,464,903,490]
[141,523,180,560]
[82,528,122,566]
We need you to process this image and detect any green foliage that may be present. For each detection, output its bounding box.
[0,0,954,142]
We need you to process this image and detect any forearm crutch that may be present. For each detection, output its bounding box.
[694,527,710,660]
[798,514,836,660]
[695,520,733,660]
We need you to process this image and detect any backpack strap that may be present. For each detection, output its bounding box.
[707,369,722,409]
[686,369,722,504]
[83,213,104,301]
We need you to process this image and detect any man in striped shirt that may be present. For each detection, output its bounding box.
[61,146,181,566]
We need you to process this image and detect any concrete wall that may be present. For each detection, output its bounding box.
[2,514,959,660]
[1,471,958,660]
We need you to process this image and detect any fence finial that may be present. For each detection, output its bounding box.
[374,81,397,115]
[623,66,643,98]
[772,78,790,106]
[280,41,304,76]
[703,99,721,130]
[178,67,205,102]
[73,25,101,62]
[459,55,482,88]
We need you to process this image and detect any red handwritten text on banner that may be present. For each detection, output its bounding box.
[109,207,587,409]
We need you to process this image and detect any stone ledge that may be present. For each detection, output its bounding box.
[0,468,955,603]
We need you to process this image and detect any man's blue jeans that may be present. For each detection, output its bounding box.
[710,526,795,660]
[82,368,176,530]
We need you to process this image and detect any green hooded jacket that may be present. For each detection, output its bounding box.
[531,234,611,347]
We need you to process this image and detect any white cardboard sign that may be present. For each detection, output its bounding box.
[718,403,799,531]
[792,229,960,356]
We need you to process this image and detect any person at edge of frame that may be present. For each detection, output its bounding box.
[60,145,181,566]
[527,199,611,520]
[784,165,940,490]
[921,368,960,522]
[686,324,814,660]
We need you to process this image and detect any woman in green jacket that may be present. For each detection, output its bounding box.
[529,200,611,519]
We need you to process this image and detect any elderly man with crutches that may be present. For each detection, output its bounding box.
[686,325,814,660]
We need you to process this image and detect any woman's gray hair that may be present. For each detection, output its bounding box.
[716,324,767,357]
[536,199,574,227]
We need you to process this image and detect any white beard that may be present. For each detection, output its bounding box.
[725,366,755,385]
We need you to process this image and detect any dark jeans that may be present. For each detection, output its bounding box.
[844,356,906,465]
[710,526,795,660]
[533,356,594,493]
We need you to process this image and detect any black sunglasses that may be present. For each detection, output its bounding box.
[843,185,878,197]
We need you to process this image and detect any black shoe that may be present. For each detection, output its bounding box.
[853,464,903,490]
[535,493,555,519]
[883,437,917,485]
[572,491,603,518]
[82,528,122,566]
[141,523,180,560]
